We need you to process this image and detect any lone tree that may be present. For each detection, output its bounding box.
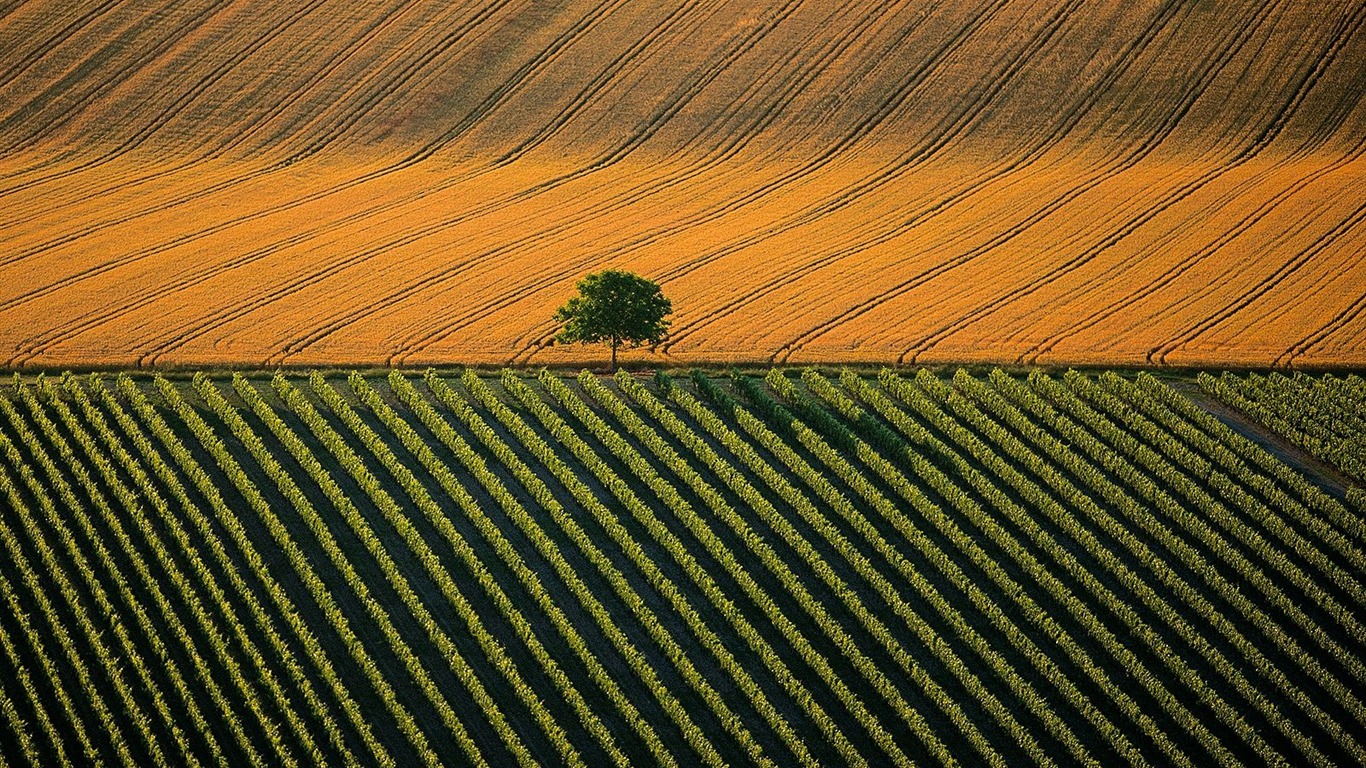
[553,269,672,372]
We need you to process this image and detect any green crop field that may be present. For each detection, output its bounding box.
[0,367,1362,767]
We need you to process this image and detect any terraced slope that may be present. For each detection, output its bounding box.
[1,0,1364,369]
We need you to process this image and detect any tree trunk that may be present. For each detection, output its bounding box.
[610,338,618,373]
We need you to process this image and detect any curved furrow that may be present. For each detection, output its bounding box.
[0,1,540,270]
[895,0,1301,364]
[1014,150,1358,358]
[0,0,651,333]
[841,8,1289,363]
[3,1,1363,367]
[2,0,722,364]
[0,0,566,308]
[310,0,999,281]
[0,0,443,261]
[1277,253,1366,366]
[0,0,233,156]
[0,0,429,225]
[260,0,822,360]
[44,0,336,173]
[485,0,1039,362]
[654,0,1130,354]
[1019,1,1366,362]
[486,0,736,163]
[0,0,278,199]
[988,15,1366,358]
[0,0,203,192]
[0,0,130,119]
[0,157,547,365]
[0,145,104,199]
[9,0,963,365]
[0,0,128,169]
[0,0,450,207]
[499,3,969,362]
[0,0,615,259]
[642,0,1042,282]
[874,72,1267,360]
[55,0,334,144]
[1149,31,1366,364]
[316,0,643,165]
[374,0,971,363]
[422,3,944,365]
[0,0,42,27]
[1148,178,1366,365]
[1134,169,1366,364]
[522,74,1129,359]
[1193,196,1366,366]
[752,6,1200,363]
[389,0,940,363]
[218,0,514,158]
[252,0,550,161]
[20,0,335,168]
[901,0,1338,364]
[1038,147,1366,365]
[220,0,820,365]
[0,156,338,277]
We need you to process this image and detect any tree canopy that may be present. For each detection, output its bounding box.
[553,270,672,371]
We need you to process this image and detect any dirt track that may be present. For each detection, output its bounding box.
[1,0,1364,369]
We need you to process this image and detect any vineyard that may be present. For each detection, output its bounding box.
[0,367,1362,767]
[1202,371,1366,485]
[2,0,1366,369]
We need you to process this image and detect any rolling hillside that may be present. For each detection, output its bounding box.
[1,0,1364,369]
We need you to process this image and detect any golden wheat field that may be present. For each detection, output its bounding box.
[1,0,1364,369]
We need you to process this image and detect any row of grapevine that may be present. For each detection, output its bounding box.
[251,372,564,767]
[444,369,750,767]
[639,370,1084,766]
[1201,371,1366,484]
[686,371,1139,767]
[734,367,1365,767]
[0,415,123,767]
[150,375,432,768]
[341,372,637,766]
[0,368,1358,767]
[364,371,656,768]
[521,369,839,767]
[745,370,1217,767]
[915,370,1362,763]
[1115,374,1366,575]
[108,374,386,767]
[976,370,1359,762]
[1056,373,1366,662]
[62,375,336,764]
[581,370,946,766]
[822,367,1360,766]
[625,368,1113,768]
[33,376,286,767]
[0,385,185,768]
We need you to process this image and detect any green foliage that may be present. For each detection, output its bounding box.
[1202,371,1366,484]
[1,368,1363,768]
[553,270,671,369]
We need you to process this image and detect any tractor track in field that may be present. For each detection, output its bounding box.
[2,0,1365,369]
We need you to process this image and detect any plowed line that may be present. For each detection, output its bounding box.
[396,0,942,363]
[0,0,441,253]
[132,0,815,366]
[895,0,1298,363]
[653,0,1116,354]
[1027,1,1366,362]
